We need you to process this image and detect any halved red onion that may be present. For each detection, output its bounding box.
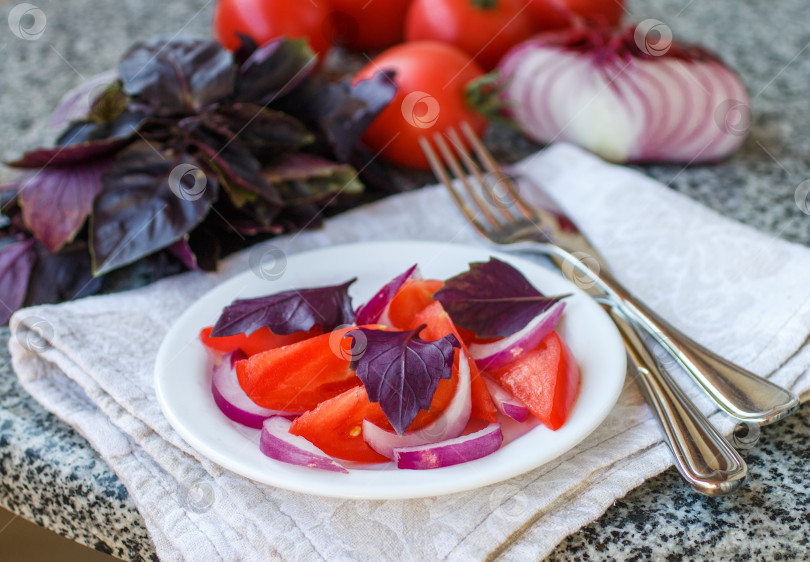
[355,264,418,325]
[481,374,530,422]
[499,24,750,163]
[211,351,301,429]
[259,417,348,473]
[393,423,504,470]
[468,300,565,370]
[362,349,472,459]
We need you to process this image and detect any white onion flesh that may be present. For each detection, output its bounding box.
[362,349,472,460]
[481,374,530,422]
[393,423,504,470]
[499,36,750,163]
[259,417,348,473]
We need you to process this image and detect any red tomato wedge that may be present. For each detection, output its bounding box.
[236,326,367,412]
[488,331,580,430]
[412,302,499,423]
[290,353,464,463]
[387,278,444,329]
[199,326,323,356]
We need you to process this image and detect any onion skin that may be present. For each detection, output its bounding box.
[468,300,565,371]
[481,374,530,422]
[362,349,472,459]
[259,417,348,473]
[211,351,301,429]
[499,25,750,164]
[355,264,418,326]
[393,423,504,470]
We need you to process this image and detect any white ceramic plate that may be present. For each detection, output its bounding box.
[155,241,626,499]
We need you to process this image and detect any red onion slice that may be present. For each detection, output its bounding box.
[362,349,472,459]
[259,417,348,473]
[355,264,418,325]
[393,423,504,470]
[481,374,529,422]
[468,300,565,371]
[211,351,301,429]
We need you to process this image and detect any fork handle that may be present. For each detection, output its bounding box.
[547,251,799,425]
[607,307,748,496]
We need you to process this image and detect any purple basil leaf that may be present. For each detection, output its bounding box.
[320,71,397,163]
[434,258,568,339]
[24,242,103,307]
[0,237,37,324]
[261,152,363,204]
[211,279,356,338]
[57,110,145,147]
[19,157,110,252]
[119,37,236,117]
[90,142,217,275]
[348,326,460,435]
[202,104,313,158]
[167,236,199,270]
[355,264,418,325]
[86,82,129,123]
[232,33,259,66]
[50,70,119,131]
[234,38,316,105]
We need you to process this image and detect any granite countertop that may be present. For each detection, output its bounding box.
[1,0,809,560]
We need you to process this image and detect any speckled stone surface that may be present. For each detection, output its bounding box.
[1,0,809,560]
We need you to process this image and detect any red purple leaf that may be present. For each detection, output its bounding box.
[348,326,459,435]
[0,237,37,324]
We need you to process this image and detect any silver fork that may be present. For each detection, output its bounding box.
[420,123,798,426]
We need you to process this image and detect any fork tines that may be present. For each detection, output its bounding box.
[419,122,534,235]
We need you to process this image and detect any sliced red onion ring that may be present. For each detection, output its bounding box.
[259,417,348,473]
[393,423,504,470]
[468,300,565,370]
[355,264,418,325]
[362,349,472,459]
[481,374,529,422]
[211,351,301,429]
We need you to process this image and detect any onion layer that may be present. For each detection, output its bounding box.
[211,351,301,428]
[469,300,565,370]
[499,24,750,163]
[393,423,504,470]
[481,374,530,422]
[362,349,472,459]
[355,264,418,325]
[260,417,348,473]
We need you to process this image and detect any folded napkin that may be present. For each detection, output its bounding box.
[11,144,810,561]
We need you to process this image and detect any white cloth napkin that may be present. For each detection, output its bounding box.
[11,144,810,561]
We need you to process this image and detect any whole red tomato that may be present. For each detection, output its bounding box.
[405,0,535,70]
[213,0,331,54]
[325,0,414,51]
[355,41,489,170]
[528,0,625,30]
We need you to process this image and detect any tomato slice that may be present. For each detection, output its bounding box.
[488,331,581,430]
[412,302,499,423]
[235,326,363,411]
[387,278,444,329]
[289,352,463,463]
[199,326,323,356]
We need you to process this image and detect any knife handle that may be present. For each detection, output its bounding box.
[550,251,799,425]
[607,307,748,496]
